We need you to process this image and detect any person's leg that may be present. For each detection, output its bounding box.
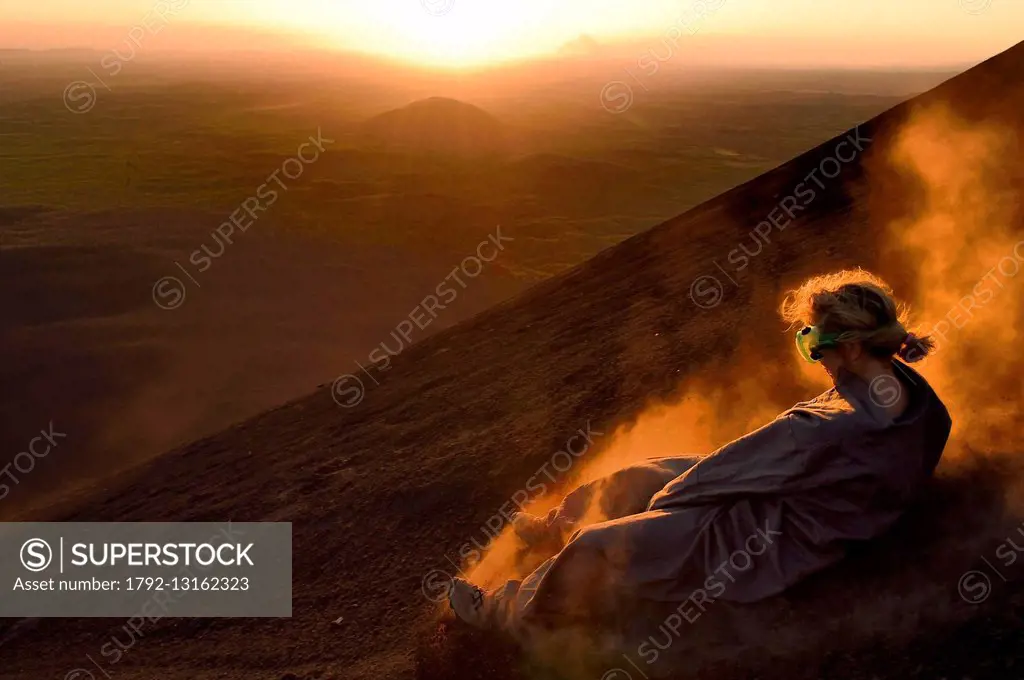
[481,511,661,633]
[452,501,716,633]
[508,502,714,633]
[534,456,700,543]
[451,546,596,634]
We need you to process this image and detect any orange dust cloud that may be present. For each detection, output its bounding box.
[880,104,1024,456]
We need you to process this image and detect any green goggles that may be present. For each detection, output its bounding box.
[795,325,841,363]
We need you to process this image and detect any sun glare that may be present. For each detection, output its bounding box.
[340,2,566,68]
[249,0,639,69]
[252,1,566,69]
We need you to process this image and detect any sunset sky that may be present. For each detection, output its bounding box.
[1,0,1020,68]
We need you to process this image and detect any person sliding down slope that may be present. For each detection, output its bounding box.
[449,269,952,633]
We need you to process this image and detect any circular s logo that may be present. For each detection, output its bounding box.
[868,374,902,408]
[959,0,993,15]
[20,538,53,572]
[600,81,634,114]
[65,670,97,680]
[689,274,725,310]
[421,0,455,16]
[152,276,187,310]
[63,81,97,114]
[332,374,365,409]
[421,568,454,603]
[958,570,991,604]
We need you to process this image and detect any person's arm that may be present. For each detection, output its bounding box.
[648,411,832,510]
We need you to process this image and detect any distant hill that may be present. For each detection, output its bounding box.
[558,34,602,56]
[361,97,511,157]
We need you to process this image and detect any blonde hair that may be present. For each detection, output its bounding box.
[780,269,934,363]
